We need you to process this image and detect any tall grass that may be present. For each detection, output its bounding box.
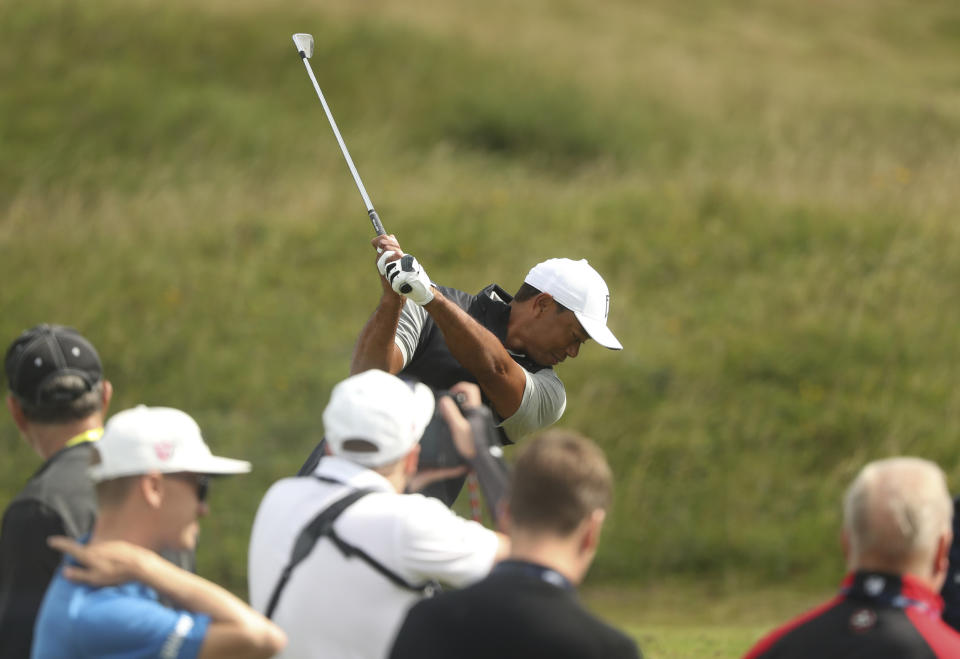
[1,0,959,601]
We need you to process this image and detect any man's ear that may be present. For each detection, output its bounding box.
[533,293,554,317]
[101,380,114,415]
[933,530,952,584]
[404,444,422,476]
[580,509,606,556]
[140,473,164,509]
[6,394,29,433]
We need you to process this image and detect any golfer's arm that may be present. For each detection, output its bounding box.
[134,552,286,659]
[351,293,406,375]
[423,290,525,418]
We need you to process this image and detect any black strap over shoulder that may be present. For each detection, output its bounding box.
[264,476,440,619]
[264,486,373,619]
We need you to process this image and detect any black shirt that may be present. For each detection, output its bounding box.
[389,560,641,659]
[939,495,960,630]
[745,571,960,658]
[0,443,99,659]
[399,283,550,392]
[400,284,558,504]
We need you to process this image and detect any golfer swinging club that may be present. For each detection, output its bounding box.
[291,32,621,444]
[352,234,623,444]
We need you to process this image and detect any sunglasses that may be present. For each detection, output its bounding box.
[168,473,210,503]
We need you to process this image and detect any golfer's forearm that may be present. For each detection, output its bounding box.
[351,295,405,374]
[424,290,523,417]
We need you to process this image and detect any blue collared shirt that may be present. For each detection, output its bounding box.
[31,549,209,659]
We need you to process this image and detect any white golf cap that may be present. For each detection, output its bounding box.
[524,258,623,350]
[88,405,251,482]
[323,369,435,467]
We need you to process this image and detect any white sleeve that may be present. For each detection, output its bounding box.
[396,495,498,588]
[497,368,566,441]
[394,299,428,368]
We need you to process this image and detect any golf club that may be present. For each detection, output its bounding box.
[292,33,386,237]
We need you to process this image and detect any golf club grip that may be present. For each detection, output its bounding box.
[371,209,402,294]
[368,209,386,236]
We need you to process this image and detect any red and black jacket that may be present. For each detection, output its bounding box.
[744,571,960,658]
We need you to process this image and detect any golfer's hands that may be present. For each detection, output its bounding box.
[47,536,154,586]
[372,234,403,258]
[373,235,404,299]
[373,235,434,305]
[391,255,434,305]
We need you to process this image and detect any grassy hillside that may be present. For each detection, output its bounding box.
[2,0,959,616]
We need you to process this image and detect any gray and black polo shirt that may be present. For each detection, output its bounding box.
[395,283,566,442]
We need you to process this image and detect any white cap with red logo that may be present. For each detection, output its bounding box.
[524,258,623,350]
[88,405,251,482]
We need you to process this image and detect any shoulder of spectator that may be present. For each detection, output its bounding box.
[393,493,496,547]
[2,498,65,533]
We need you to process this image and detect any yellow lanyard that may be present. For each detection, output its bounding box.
[64,428,104,448]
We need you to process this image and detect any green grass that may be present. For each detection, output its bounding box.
[583,579,831,658]
[2,1,960,652]
[627,626,764,659]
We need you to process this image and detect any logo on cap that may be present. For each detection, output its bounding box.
[154,441,175,461]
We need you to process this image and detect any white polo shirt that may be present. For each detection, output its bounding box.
[248,456,499,659]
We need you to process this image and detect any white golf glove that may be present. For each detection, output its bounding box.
[378,251,434,305]
[377,250,398,277]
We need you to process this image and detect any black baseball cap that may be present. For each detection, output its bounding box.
[4,324,103,404]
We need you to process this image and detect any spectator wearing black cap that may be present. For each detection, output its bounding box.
[0,324,113,658]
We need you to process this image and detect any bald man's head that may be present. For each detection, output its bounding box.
[843,457,952,580]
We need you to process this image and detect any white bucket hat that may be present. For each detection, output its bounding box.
[88,405,251,482]
[323,369,435,467]
[524,258,622,350]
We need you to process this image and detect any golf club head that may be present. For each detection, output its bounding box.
[292,33,314,59]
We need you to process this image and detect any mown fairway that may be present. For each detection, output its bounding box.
[2,0,958,655]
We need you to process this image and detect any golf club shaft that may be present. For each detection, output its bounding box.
[297,52,386,236]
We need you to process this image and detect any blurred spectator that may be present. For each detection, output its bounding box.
[32,405,285,658]
[743,457,960,658]
[248,369,507,659]
[939,497,960,629]
[389,430,640,659]
[0,324,114,657]
[1,324,200,658]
